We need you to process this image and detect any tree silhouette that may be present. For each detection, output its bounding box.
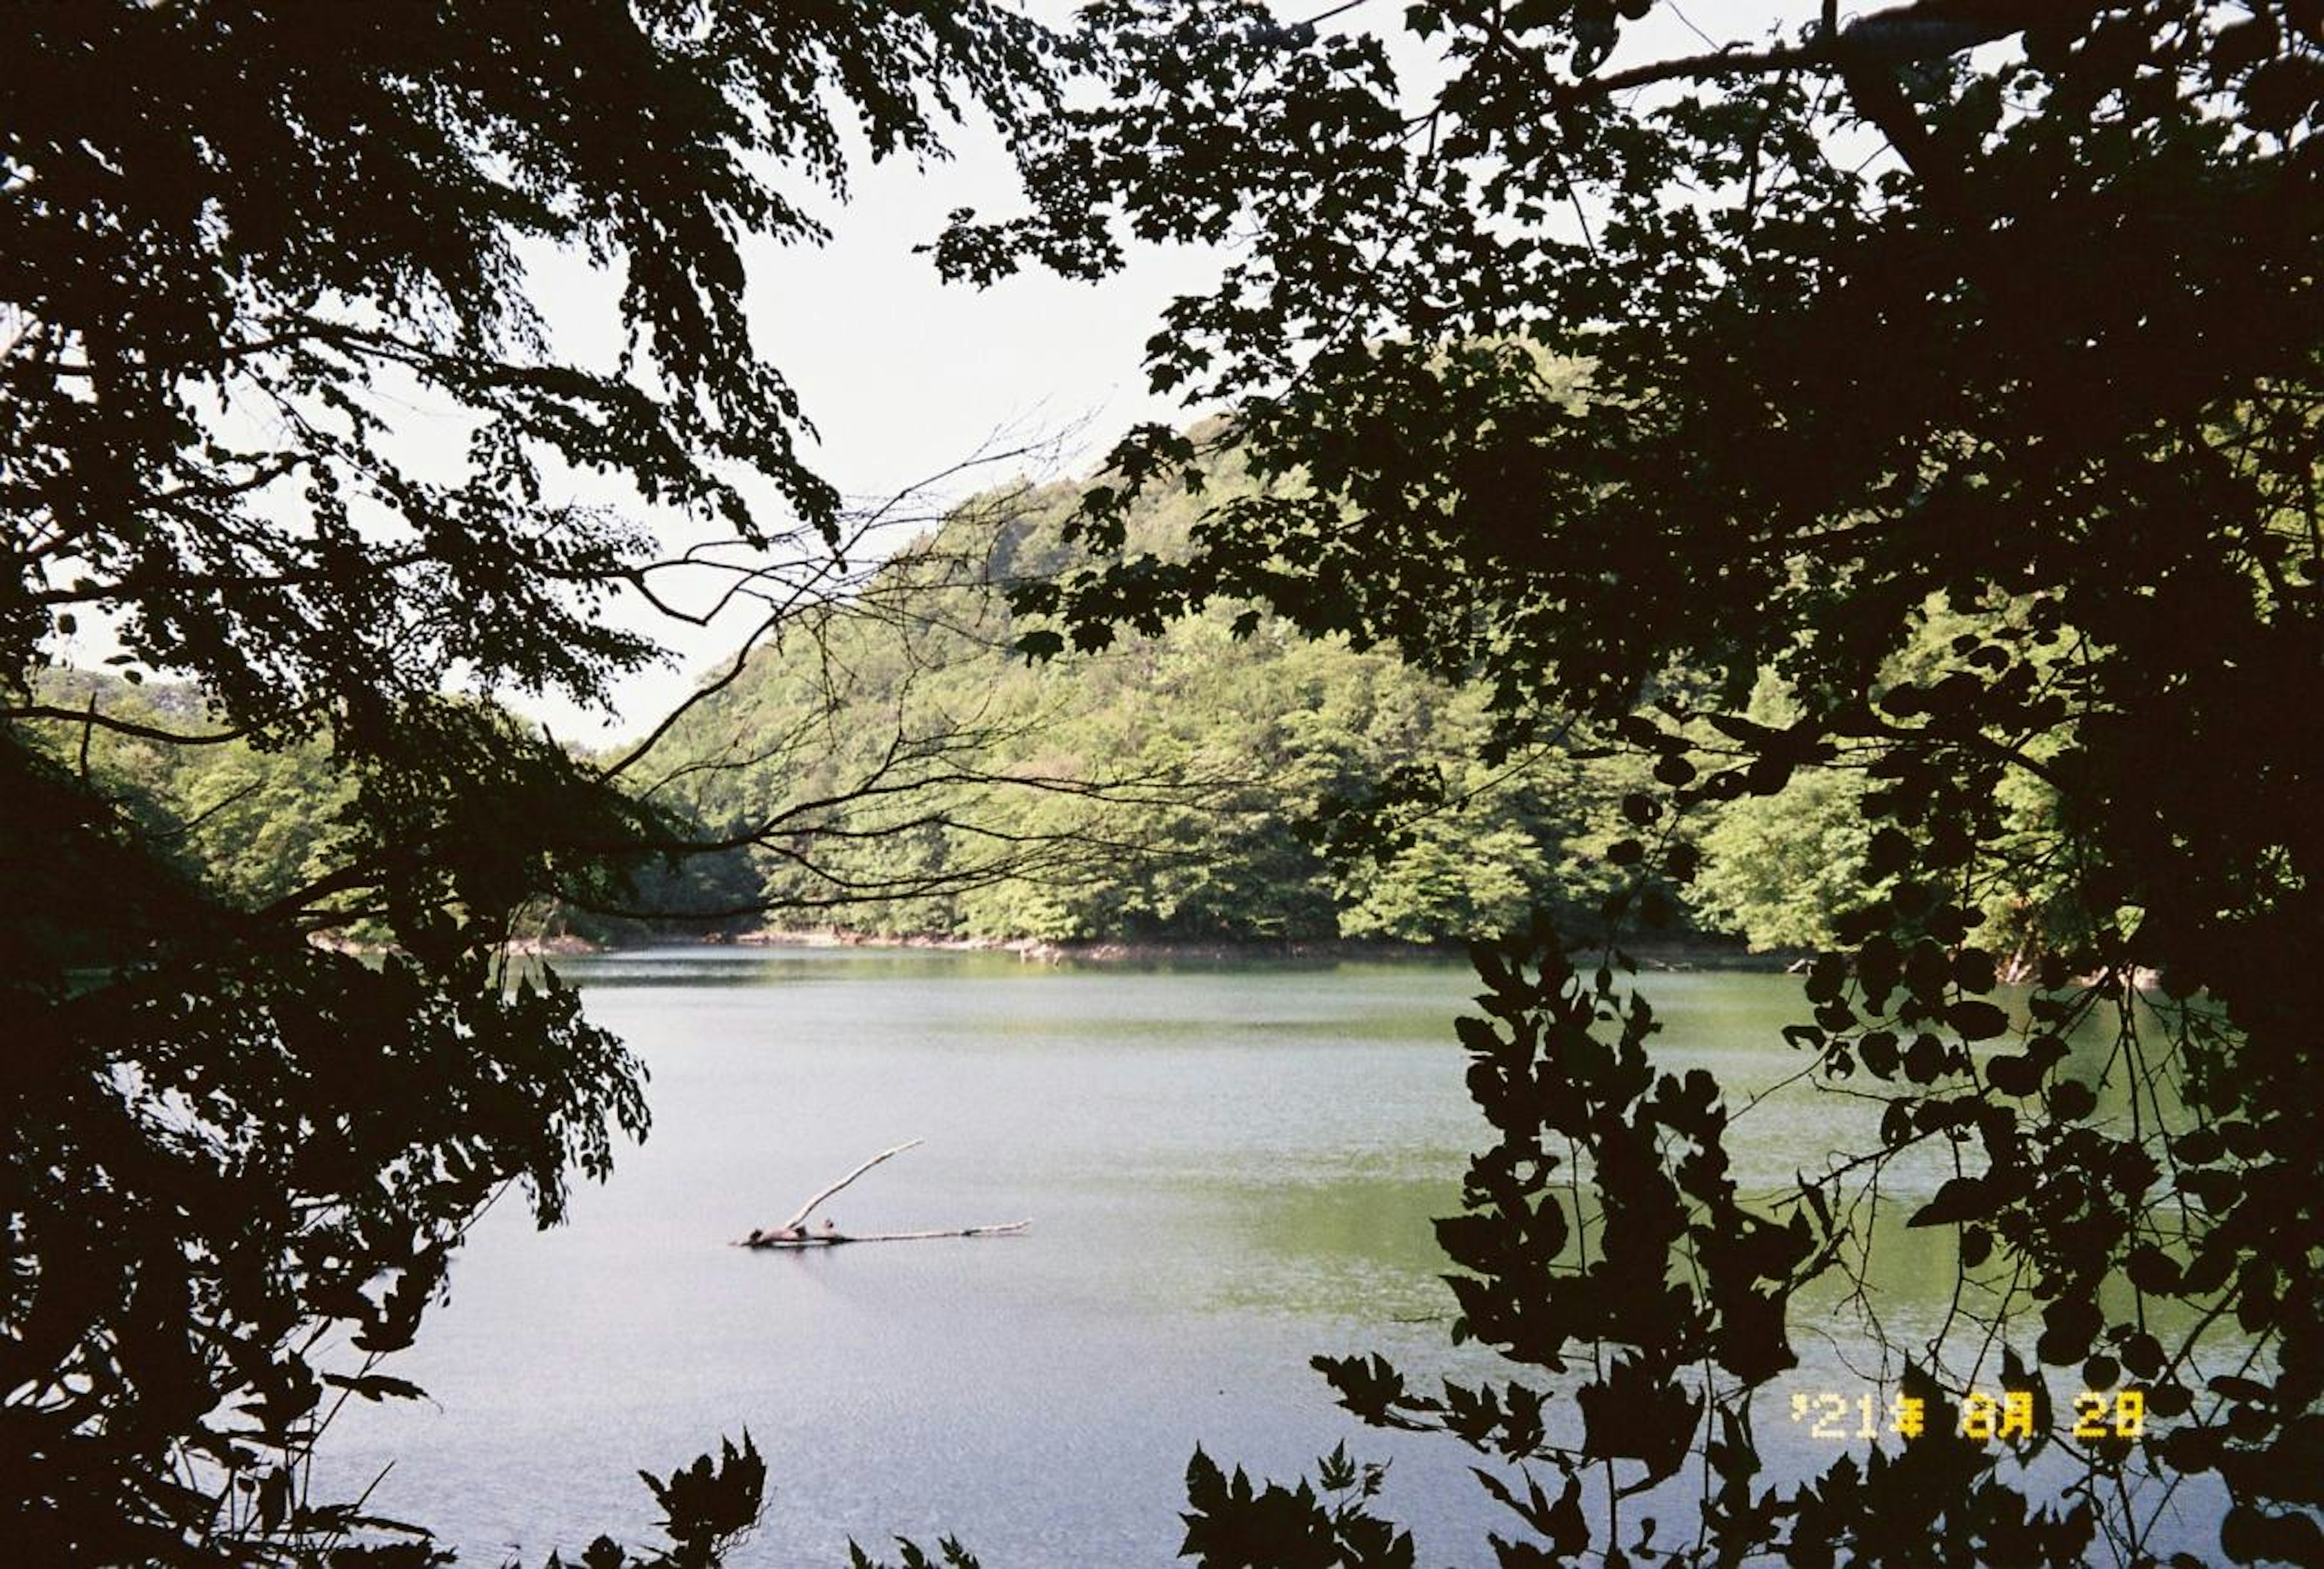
[2,4,1060,1563]
[943,2,2323,1563]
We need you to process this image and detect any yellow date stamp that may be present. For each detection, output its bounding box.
[1787,1388,2146,1443]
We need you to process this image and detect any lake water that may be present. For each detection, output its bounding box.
[318,948,2225,1567]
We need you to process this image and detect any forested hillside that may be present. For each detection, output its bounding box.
[24,669,352,911]
[633,445,2078,958]
[637,462,1663,945]
[38,447,2074,958]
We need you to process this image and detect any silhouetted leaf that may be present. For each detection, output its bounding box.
[1908,1177,1998,1228]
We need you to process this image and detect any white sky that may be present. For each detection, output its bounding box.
[519,122,1222,743]
[525,1,1811,742]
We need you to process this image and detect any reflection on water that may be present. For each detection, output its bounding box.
[321,950,2223,1567]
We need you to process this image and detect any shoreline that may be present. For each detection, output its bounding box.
[526,925,1805,972]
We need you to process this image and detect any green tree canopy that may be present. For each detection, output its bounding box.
[640,461,1684,949]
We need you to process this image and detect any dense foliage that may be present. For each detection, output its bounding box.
[13,2,2320,1566]
[2,4,1054,1564]
[46,462,2089,965]
[642,467,1689,948]
[938,2,2323,1565]
[41,465,2085,964]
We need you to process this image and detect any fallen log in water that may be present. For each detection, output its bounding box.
[735,1139,1028,1249]
[741,1220,1030,1249]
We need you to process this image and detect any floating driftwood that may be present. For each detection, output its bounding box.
[737,1139,1028,1249]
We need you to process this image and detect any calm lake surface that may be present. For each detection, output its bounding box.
[320,948,2220,1567]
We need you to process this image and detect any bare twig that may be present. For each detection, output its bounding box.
[775,1137,923,1234]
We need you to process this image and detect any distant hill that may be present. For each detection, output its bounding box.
[637,456,1679,947]
[31,446,2059,957]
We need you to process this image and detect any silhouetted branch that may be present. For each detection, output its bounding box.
[8,703,246,746]
[1564,2,2037,100]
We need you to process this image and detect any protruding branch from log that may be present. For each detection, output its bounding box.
[741,1220,1029,1249]
[775,1137,923,1234]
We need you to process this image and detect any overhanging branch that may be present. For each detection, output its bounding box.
[1563,1,2043,101]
